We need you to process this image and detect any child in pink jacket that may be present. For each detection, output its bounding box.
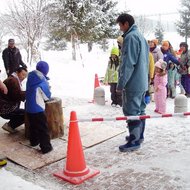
[154,59,168,114]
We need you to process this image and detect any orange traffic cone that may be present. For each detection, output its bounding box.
[89,73,100,103]
[53,111,100,185]
[94,73,100,89]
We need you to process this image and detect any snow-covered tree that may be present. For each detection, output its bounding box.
[44,36,67,51]
[1,0,50,65]
[47,0,119,60]
[0,20,7,53]
[97,38,109,52]
[154,21,164,44]
[176,0,190,43]
[135,16,154,37]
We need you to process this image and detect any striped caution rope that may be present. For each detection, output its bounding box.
[76,112,190,122]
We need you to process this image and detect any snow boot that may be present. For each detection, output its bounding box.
[119,142,140,152]
[140,119,145,141]
[125,135,144,144]
[41,145,53,154]
[120,120,141,152]
[2,123,17,134]
[125,119,145,144]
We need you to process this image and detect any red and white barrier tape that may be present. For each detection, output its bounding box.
[77,112,190,122]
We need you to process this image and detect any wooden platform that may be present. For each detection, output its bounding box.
[62,122,126,148]
[0,126,67,170]
[0,120,125,170]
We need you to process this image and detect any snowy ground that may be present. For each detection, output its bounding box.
[1,45,190,189]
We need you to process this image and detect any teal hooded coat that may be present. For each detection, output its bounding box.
[117,24,149,92]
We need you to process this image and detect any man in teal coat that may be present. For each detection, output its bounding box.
[116,13,149,152]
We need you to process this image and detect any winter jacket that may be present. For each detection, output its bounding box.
[161,48,180,68]
[179,50,190,75]
[2,47,26,76]
[25,70,51,113]
[150,47,163,63]
[117,24,149,92]
[0,74,25,114]
[1,74,25,103]
[149,52,155,80]
[104,58,119,84]
[154,73,168,91]
[168,66,179,88]
[154,73,168,113]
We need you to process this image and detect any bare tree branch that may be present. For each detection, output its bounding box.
[2,0,49,65]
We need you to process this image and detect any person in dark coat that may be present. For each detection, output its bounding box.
[2,39,27,77]
[178,42,190,97]
[0,67,27,133]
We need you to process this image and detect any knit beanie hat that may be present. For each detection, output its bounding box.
[155,59,167,70]
[36,61,49,76]
[117,36,123,45]
[151,39,158,46]
[111,47,119,56]
[162,41,169,49]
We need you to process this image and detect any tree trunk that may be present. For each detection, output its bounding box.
[25,97,64,139]
[102,39,107,52]
[88,42,93,52]
[71,34,76,61]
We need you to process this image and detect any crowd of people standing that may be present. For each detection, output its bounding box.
[104,13,190,152]
[105,30,190,115]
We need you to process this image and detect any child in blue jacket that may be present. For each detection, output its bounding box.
[25,61,53,154]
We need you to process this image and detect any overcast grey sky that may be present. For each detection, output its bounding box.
[0,0,10,14]
[117,0,181,21]
[0,0,181,21]
[117,0,180,14]
[0,0,181,13]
